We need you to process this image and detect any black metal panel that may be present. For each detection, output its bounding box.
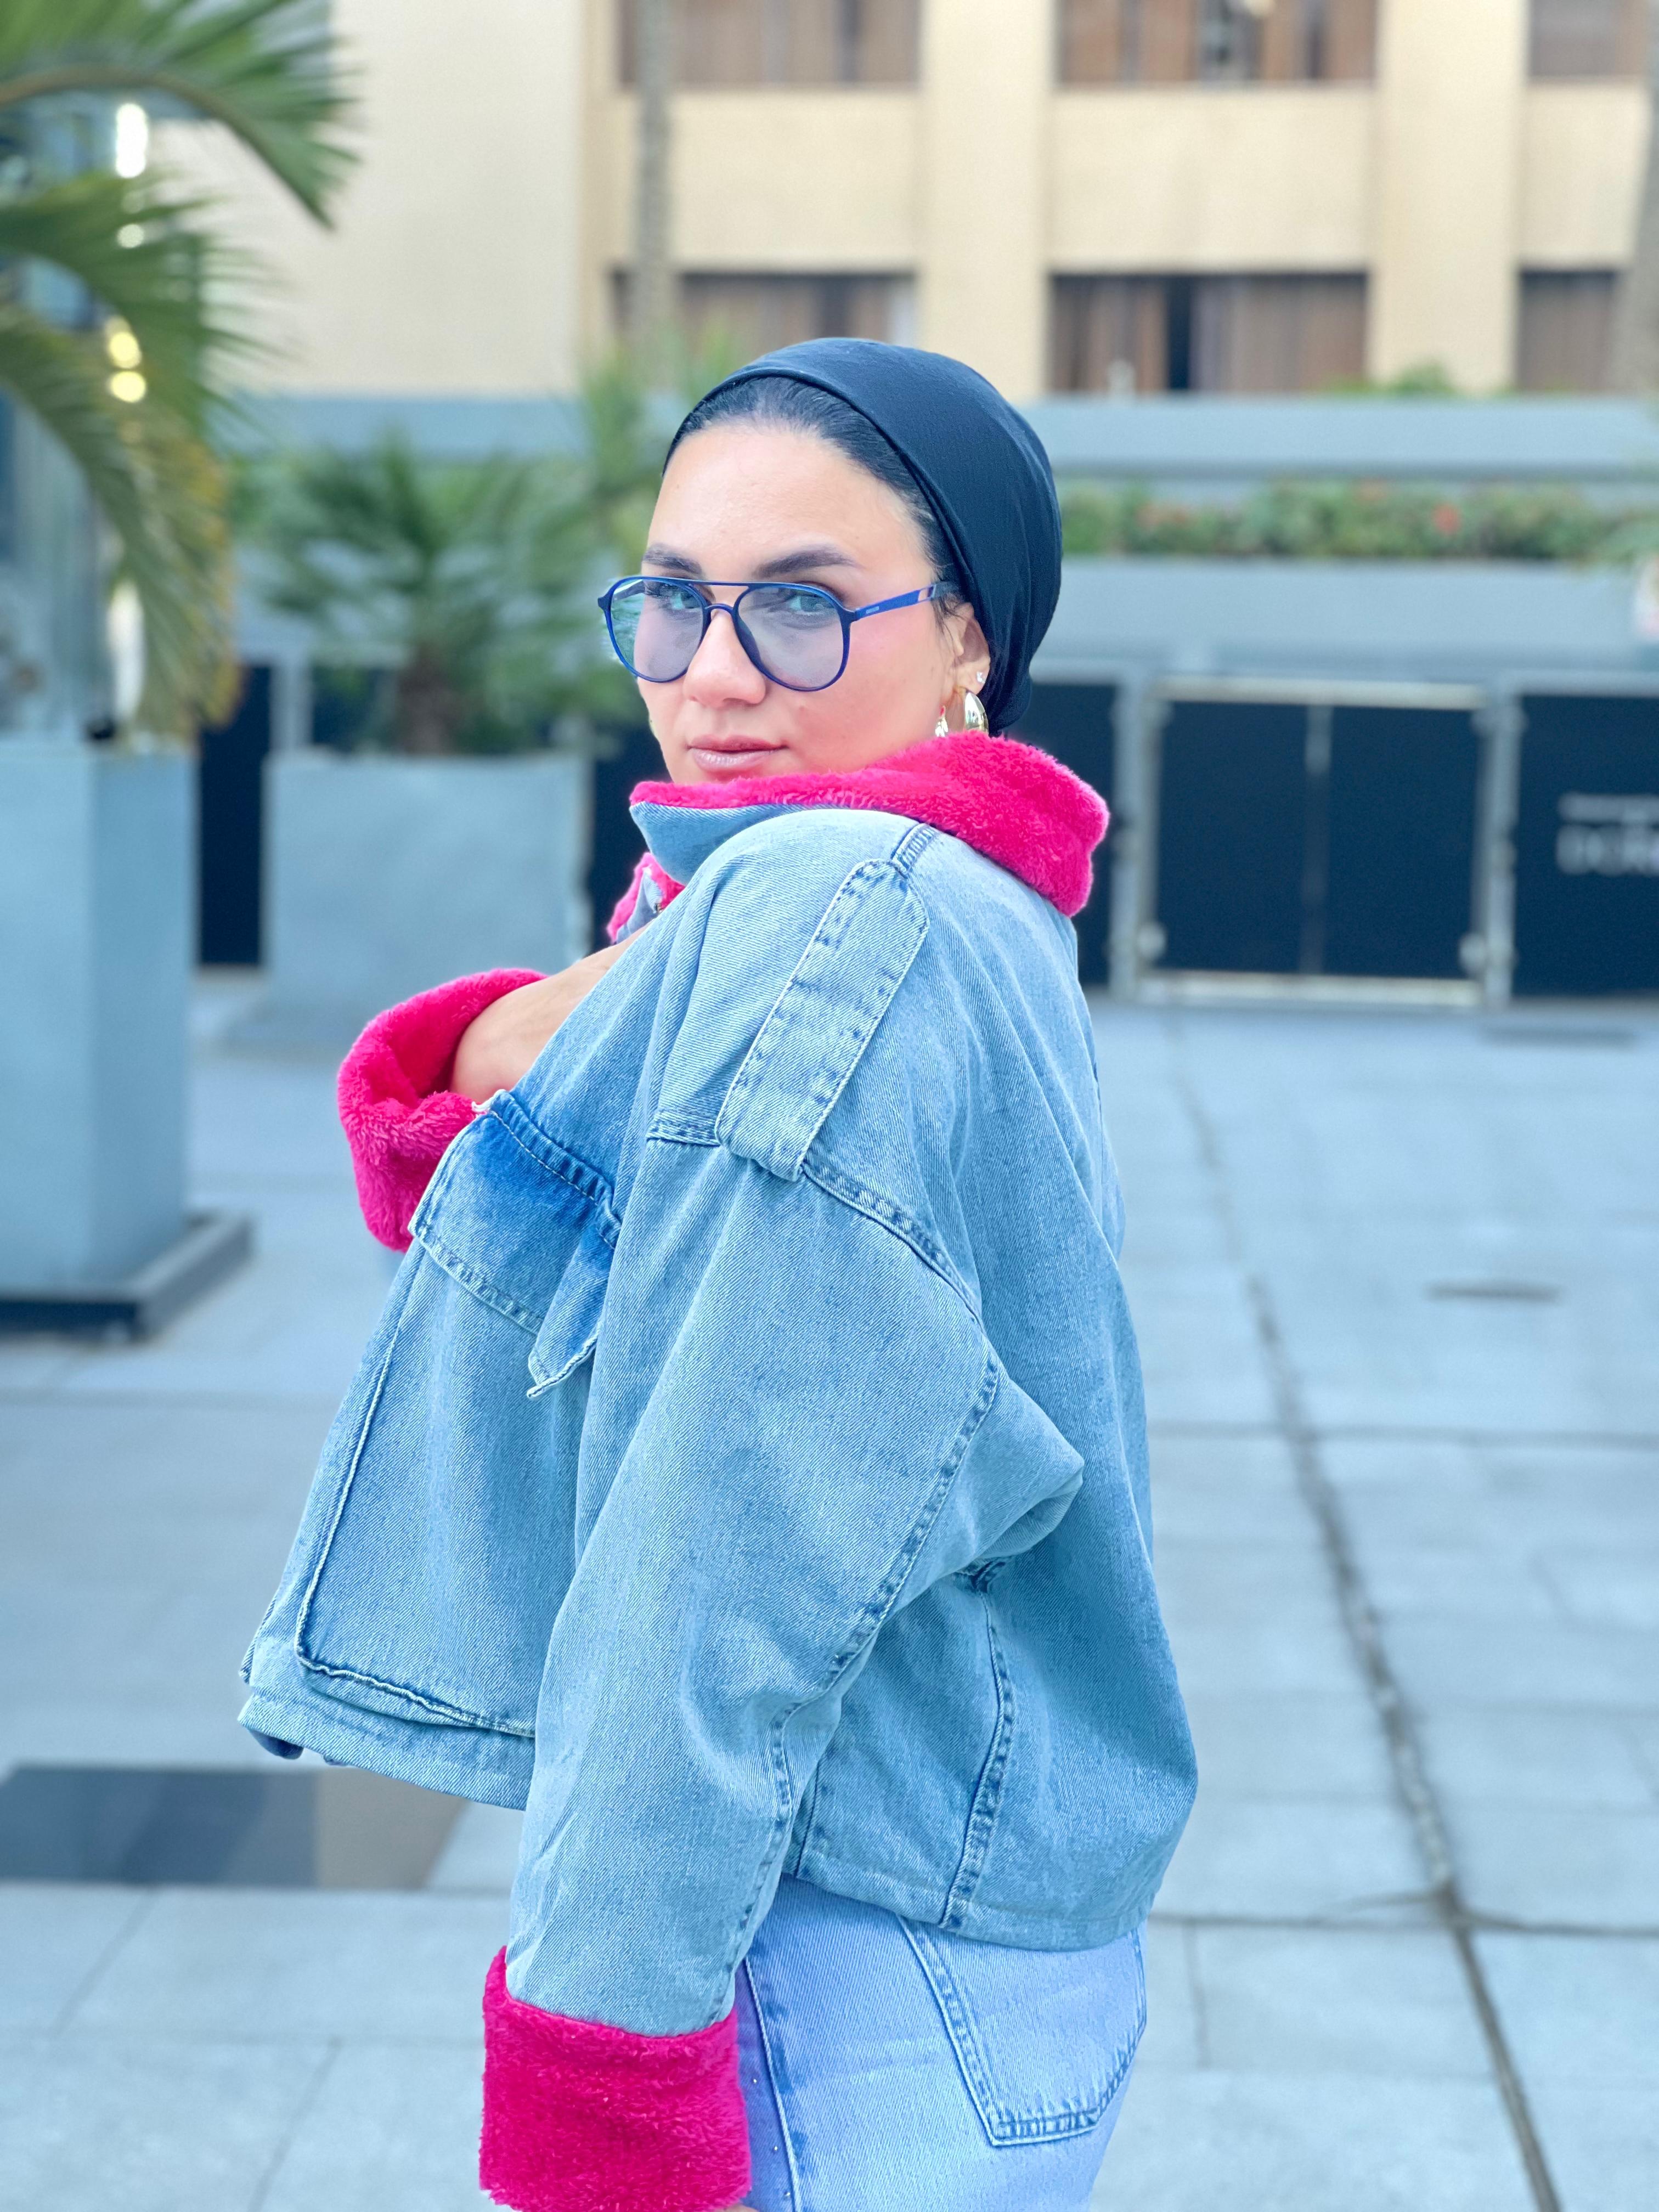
[196,664,271,966]
[309,664,385,751]
[588,719,665,950]
[1014,683,1116,983]
[1324,707,1480,978]
[1515,694,1659,997]
[1156,700,1307,973]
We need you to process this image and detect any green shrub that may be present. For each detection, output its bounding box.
[1058,479,1659,563]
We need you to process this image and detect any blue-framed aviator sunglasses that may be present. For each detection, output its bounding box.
[599,574,943,695]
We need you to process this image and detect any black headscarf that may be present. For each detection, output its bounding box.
[685,338,1061,732]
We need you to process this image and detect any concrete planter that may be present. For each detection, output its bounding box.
[1040,557,1656,686]
[0,746,247,1325]
[254,751,592,1045]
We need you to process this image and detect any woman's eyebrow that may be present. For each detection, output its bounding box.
[639,544,860,580]
[752,545,858,578]
[640,545,703,577]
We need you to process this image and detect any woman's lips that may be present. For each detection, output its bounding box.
[686,742,786,776]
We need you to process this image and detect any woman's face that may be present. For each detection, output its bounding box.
[637,425,990,785]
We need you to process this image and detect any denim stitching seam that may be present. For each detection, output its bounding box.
[940,1579,1015,1929]
[486,1095,622,1239]
[799,1156,980,1320]
[902,1923,1143,2145]
[741,1951,803,2211]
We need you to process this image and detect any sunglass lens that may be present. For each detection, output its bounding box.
[611,578,705,680]
[740,585,845,690]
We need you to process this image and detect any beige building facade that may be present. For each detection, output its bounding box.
[183,0,1653,402]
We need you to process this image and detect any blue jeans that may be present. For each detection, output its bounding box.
[735,1879,1146,2211]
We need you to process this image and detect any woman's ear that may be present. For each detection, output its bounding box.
[946,608,991,702]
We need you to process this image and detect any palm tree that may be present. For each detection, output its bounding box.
[246,432,635,755]
[0,1,353,736]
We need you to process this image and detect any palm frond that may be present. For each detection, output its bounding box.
[0,168,264,426]
[0,0,356,223]
[242,435,624,750]
[0,300,234,732]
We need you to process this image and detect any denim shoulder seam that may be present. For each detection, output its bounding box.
[641,1124,981,1325]
[801,1153,980,1324]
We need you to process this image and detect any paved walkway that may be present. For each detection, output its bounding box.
[2,984,1655,2210]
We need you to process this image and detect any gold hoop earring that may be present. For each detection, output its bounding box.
[963,690,989,733]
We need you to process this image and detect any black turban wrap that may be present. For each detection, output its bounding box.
[683,338,1062,733]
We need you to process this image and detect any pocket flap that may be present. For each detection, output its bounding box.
[527,1246,611,1394]
[714,857,928,1182]
[412,1092,617,1337]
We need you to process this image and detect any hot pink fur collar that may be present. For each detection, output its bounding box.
[628,730,1106,919]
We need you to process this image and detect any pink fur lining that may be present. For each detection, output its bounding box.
[604,851,684,944]
[336,968,542,1250]
[479,1950,750,2212]
[631,729,1107,917]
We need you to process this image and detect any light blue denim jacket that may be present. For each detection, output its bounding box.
[241,794,1195,2035]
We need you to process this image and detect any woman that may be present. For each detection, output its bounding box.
[242,339,1195,2212]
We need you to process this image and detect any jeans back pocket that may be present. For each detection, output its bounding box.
[902,1922,1146,2146]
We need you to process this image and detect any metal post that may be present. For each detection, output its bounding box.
[269,656,312,752]
[1110,680,1166,1000]
[1299,699,1333,975]
[1472,687,1523,1008]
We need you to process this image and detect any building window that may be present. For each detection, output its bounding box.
[1528,0,1646,77]
[617,0,919,87]
[1058,0,1376,84]
[614,271,915,358]
[1516,272,1618,389]
[1052,274,1367,392]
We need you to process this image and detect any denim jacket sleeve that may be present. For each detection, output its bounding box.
[503,854,1088,2040]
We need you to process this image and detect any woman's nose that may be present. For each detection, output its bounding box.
[682,606,767,706]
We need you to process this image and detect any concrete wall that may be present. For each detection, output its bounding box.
[172,0,1652,403]
[1049,88,1374,273]
[595,91,919,270]
[1519,84,1649,267]
[0,749,190,1289]
[1369,0,1530,386]
[1038,557,1659,687]
[160,0,586,393]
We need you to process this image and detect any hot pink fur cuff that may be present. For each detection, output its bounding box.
[479,1950,751,2212]
[336,969,543,1250]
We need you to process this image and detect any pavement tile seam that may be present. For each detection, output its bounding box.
[245,2042,342,2212]
[50,1891,159,2034]
[1163,1028,1580,2212]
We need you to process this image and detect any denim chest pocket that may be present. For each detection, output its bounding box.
[294,1094,616,1739]
[901,1922,1146,2146]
